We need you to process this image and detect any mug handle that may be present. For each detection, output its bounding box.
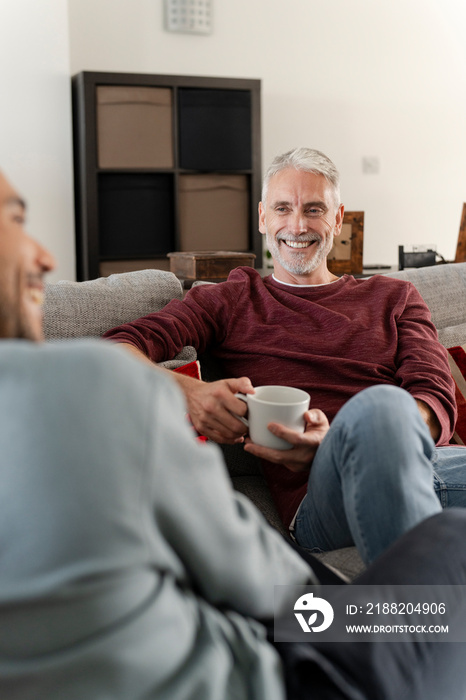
[234,392,249,426]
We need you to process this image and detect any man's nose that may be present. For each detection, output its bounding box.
[289,211,308,234]
[35,239,56,273]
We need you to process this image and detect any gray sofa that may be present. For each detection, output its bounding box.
[43,262,466,579]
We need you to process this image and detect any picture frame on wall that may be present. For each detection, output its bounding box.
[327,210,364,275]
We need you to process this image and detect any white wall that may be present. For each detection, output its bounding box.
[68,0,466,267]
[2,1,463,276]
[0,0,75,282]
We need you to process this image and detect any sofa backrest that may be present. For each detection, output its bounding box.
[386,262,466,348]
[43,262,466,361]
[43,268,196,368]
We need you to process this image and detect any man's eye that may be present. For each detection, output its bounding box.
[307,209,322,217]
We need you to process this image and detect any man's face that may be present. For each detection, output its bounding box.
[259,168,344,284]
[0,172,55,341]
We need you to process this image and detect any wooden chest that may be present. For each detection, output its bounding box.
[168,251,256,280]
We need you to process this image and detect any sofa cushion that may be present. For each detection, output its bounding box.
[447,344,466,445]
[43,269,196,368]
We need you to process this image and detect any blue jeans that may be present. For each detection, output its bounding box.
[293,385,466,564]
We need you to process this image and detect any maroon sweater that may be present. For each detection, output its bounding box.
[104,268,457,528]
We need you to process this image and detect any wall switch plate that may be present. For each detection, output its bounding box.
[164,0,213,35]
[362,156,380,174]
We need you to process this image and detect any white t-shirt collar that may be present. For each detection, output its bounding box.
[271,274,343,288]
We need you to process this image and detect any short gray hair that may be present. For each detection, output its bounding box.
[262,147,341,207]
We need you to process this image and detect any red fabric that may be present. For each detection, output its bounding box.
[172,360,201,380]
[105,267,457,528]
[453,387,466,444]
[171,361,207,442]
[448,345,466,375]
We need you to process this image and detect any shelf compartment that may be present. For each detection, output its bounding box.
[179,174,249,251]
[98,173,174,258]
[96,86,174,169]
[178,88,252,170]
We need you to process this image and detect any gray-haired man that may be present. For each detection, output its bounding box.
[2,168,466,699]
[104,147,466,566]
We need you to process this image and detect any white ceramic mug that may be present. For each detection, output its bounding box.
[235,385,311,450]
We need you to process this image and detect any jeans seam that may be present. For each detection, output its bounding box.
[433,469,466,508]
[434,476,448,508]
[342,424,370,564]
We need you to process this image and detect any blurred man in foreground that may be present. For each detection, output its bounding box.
[1,169,466,700]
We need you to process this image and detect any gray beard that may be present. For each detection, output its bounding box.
[0,306,40,341]
[266,232,334,276]
[0,277,42,341]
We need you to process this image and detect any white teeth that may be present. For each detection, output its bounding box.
[284,240,312,248]
[28,289,44,306]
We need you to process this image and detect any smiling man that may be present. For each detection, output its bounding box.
[3,166,466,700]
[0,168,317,698]
[259,154,343,283]
[0,172,55,340]
[104,147,466,567]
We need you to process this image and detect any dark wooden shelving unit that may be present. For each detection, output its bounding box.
[72,71,262,281]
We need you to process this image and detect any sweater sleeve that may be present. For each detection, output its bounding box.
[394,282,457,444]
[102,276,243,363]
[149,371,315,619]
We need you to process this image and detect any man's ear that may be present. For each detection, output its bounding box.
[333,204,344,238]
[258,201,266,234]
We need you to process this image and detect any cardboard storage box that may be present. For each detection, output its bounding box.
[168,251,256,280]
[179,174,249,251]
[97,86,173,169]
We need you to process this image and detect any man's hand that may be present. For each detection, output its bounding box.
[172,373,255,444]
[243,409,329,472]
[416,399,441,442]
[115,343,254,443]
